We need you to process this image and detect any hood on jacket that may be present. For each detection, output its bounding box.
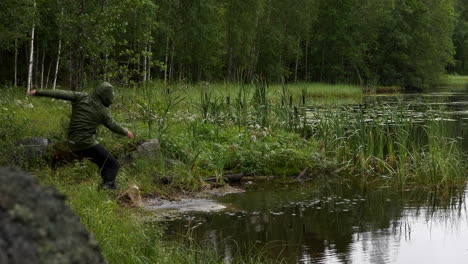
[93,82,115,107]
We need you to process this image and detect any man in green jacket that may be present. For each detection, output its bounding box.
[29,82,135,189]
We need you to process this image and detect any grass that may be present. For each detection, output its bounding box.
[2,82,465,188]
[440,74,468,88]
[0,80,466,263]
[269,82,363,99]
[311,103,467,190]
[33,165,284,264]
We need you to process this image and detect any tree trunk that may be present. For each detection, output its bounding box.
[104,54,108,81]
[40,49,45,89]
[226,0,233,81]
[169,41,175,82]
[294,38,300,83]
[197,64,202,81]
[68,58,72,88]
[178,62,183,82]
[71,1,85,91]
[35,41,39,87]
[53,38,62,90]
[27,3,36,94]
[354,64,363,86]
[14,39,18,87]
[143,44,147,82]
[45,59,52,89]
[148,42,152,81]
[278,52,282,83]
[304,38,309,82]
[227,46,233,81]
[320,48,325,82]
[164,36,169,85]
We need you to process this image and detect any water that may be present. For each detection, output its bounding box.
[163,88,468,264]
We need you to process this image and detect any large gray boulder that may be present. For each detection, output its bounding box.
[135,138,160,160]
[0,167,105,264]
[124,139,161,162]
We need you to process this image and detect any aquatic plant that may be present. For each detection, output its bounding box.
[311,102,467,189]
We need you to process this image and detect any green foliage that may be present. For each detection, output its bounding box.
[0,0,462,89]
[376,0,456,88]
[0,0,36,47]
[451,0,468,74]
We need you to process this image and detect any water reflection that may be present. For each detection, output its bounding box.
[165,182,467,263]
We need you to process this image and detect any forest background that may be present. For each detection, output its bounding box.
[1,0,467,91]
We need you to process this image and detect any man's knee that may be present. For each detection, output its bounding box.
[105,155,120,170]
[112,158,120,170]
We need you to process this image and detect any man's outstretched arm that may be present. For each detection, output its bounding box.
[102,109,135,139]
[29,89,83,101]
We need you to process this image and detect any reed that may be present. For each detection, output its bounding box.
[311,102,466,189]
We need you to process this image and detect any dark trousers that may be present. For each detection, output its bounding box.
[73,144,120,184]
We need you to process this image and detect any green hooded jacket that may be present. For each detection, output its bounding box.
[35,82,128,151]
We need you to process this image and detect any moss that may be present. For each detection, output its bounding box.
[0,167,105,264]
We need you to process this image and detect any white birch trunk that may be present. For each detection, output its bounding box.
[45,59,52,89]
[53,38,62,90]
[27,5,36,94]
[143,45,147,82]
[53,8,63,90]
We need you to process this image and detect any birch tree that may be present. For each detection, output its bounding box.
[27,1,37,93]
[0,0,36,87]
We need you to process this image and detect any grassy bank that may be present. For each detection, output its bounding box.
[0,81,466,263]
[440,74,468,88]
[34,167,280,264]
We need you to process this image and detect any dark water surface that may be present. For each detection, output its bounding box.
[164,88,468,264]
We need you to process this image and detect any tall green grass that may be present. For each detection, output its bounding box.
[311,103,466,190]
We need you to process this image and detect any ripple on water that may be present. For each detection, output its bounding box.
[145,198,226,213]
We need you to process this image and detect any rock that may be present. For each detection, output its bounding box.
[151,172,173,185]
[126,139,160,161]
[118,184,142,207]
[223,171,244,183]
[14,137,50,167]
[135,139,160,160]
[164,159,181,169]
[14,139,82,168]
[0,167,105,264]
[159,176,173,185]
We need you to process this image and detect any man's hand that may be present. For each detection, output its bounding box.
[127,131,135,139]
[29,90,37,96]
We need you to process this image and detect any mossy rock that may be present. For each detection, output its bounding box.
[0,167,105,264]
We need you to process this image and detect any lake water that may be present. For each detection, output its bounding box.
[163,87,468,264]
